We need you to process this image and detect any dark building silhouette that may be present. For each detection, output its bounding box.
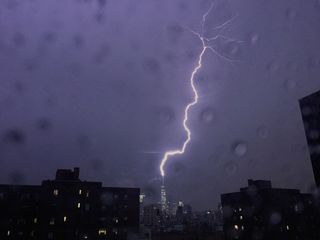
[143,203,161,229]
[299,90,320,187]
[0,168,139,240]
[221,179,320,240]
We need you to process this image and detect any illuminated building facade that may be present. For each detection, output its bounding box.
[299,90,320,187]
[0,168,139,240]
[221,179,320,240]
[160,184,168,214]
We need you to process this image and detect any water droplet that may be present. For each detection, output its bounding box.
[233,142,248,156]
[270,212,282,225]
[285,8,297,20]
[224,161,238,175]
[200,107,215,124]
[158,107,175,124]
[284,79,296,90]
[314,0,320,10]
[91,158,104,171]
[94,44,110,64]
[12,33,26,47]
[250,33,259,45]
[286,61,299,72]
[307,57,320,68]
[36,118,52,131]
[73,34,85,48]
[4,129,26,144]
[143,58,161,75]
[257,126,268,139]
[9,171,25,184]
[43,32,57,44]
[266,60,279,72]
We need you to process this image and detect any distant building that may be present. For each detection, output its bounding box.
[221,179,320,240]
[0,167,140,240]
[175,201,192,224]
[299,90,320,187]
[143,204,161,229]
[160,184,168,214]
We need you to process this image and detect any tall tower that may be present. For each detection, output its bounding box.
[160,177,168,214]
[299,89,320,187]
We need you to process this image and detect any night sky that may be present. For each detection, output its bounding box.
[0,0,320,210]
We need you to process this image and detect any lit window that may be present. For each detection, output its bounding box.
[234,225,239,230]
[7,230,10,236]
[239,207,242,212]
[79,189,82,195]
[63,216,67,222]
[53,189,59,196]
[240,215,243,220]
[86,191,89,197]
[241,226,244,230]
[77,203,81,209]
[286,225,290,230]
[49,218,55,225]
[34,218,38,224]
[98,228,107,235]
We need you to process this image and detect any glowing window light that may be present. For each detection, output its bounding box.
[98,228,107,235]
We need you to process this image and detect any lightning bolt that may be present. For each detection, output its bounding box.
[159,2,239,178]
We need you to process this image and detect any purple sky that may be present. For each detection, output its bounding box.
[0,0,320,210]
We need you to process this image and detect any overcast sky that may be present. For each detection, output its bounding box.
[0,0,320,210]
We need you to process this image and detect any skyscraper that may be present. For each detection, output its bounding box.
[160,184,168,214]
[299,90,320,187]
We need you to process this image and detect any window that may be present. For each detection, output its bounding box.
[53,189,59,196]
[34,218,38,224]
[86,191,90,198]
[79,189,82,195]
[48,232,53,239]
[63,216,67,222]
[77,202,81,209]
[49,218,55,225]
[7,230,10,236]
[98,228,107,235]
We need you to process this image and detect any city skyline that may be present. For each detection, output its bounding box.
[0,0,320,211]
